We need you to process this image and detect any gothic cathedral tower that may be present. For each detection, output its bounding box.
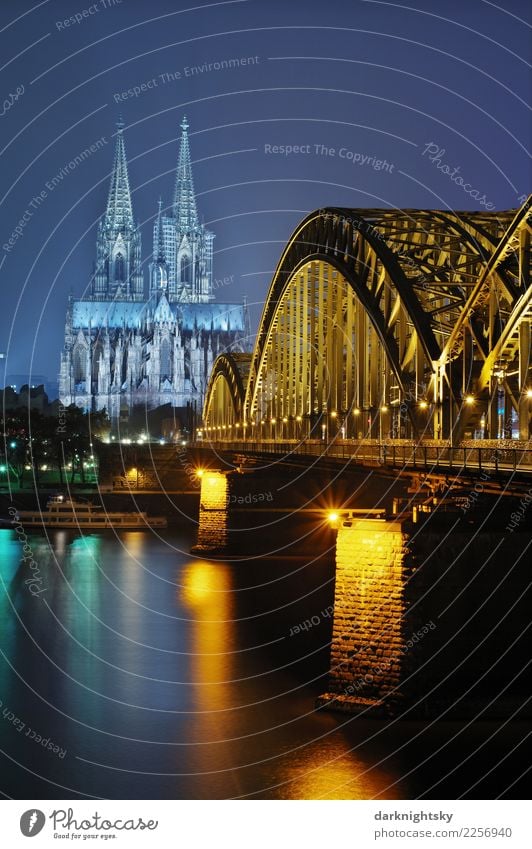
[59,117,248,422]
[149,117,214,303]
[92,118,144,301]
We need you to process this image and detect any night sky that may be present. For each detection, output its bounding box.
[1,0,530,387]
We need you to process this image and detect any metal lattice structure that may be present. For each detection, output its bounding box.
[203,199,531,443]
[203,352,251,431]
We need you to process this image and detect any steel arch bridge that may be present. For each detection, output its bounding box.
[202,198,531,445]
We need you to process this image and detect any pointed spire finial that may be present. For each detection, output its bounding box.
[105,118,134,231]
[173,116,198,230]
[116,115,125,131]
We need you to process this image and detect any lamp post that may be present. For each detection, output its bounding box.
[418,400,428,440]
[330,410,337,442]
[353,407,361,440]
[379,405,388,443]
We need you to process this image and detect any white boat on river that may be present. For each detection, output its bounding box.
[14,495,167,530]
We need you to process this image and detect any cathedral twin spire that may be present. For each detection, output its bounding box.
[94,115,213,304]
[106,115,196,234]
[104,117,134,232]
[92,117,143,300]
[173,116,199,232]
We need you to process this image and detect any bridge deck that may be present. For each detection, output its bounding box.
[197,438,532,477]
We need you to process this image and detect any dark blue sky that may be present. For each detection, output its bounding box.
[1,0,530,384]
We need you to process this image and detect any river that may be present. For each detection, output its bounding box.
[0,526,527,799]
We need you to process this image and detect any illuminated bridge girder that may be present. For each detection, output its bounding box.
[203,199,531,444]
[202,352,251,437]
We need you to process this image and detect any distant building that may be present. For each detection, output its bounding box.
[4,373,50,392]
[2,384,50,413]
[59,118,249,419]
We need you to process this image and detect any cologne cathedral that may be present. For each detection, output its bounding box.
[59,117,249,419]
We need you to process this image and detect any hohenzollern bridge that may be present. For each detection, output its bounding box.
[201,198,531,470]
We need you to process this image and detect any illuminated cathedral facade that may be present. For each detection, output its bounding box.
[59,118,248,419]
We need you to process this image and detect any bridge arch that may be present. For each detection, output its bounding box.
[203,200,531,441]
[201,352,250,437]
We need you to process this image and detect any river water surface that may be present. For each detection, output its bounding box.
[0,526,527,799]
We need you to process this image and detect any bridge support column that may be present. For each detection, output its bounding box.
[192,470,230,553]
[317,516,420,715]
[317,510,531,717]
[191,468,282,555]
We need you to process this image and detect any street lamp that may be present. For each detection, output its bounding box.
[379,406,388,442]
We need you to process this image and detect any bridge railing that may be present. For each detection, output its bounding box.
[196,438,532,474]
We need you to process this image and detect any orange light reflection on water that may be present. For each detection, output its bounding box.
[272,735,404,800]
[180,560,234,701]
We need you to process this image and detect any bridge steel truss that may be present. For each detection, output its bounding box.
[202,351,251,433]
[203,199,531,443]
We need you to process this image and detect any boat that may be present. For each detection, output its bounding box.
[13,495,167,530]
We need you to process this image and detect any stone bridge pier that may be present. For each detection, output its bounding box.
[317,516,421,715]
[191,470,231,553]
[191,469,530,718]
[318,512,530,717]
